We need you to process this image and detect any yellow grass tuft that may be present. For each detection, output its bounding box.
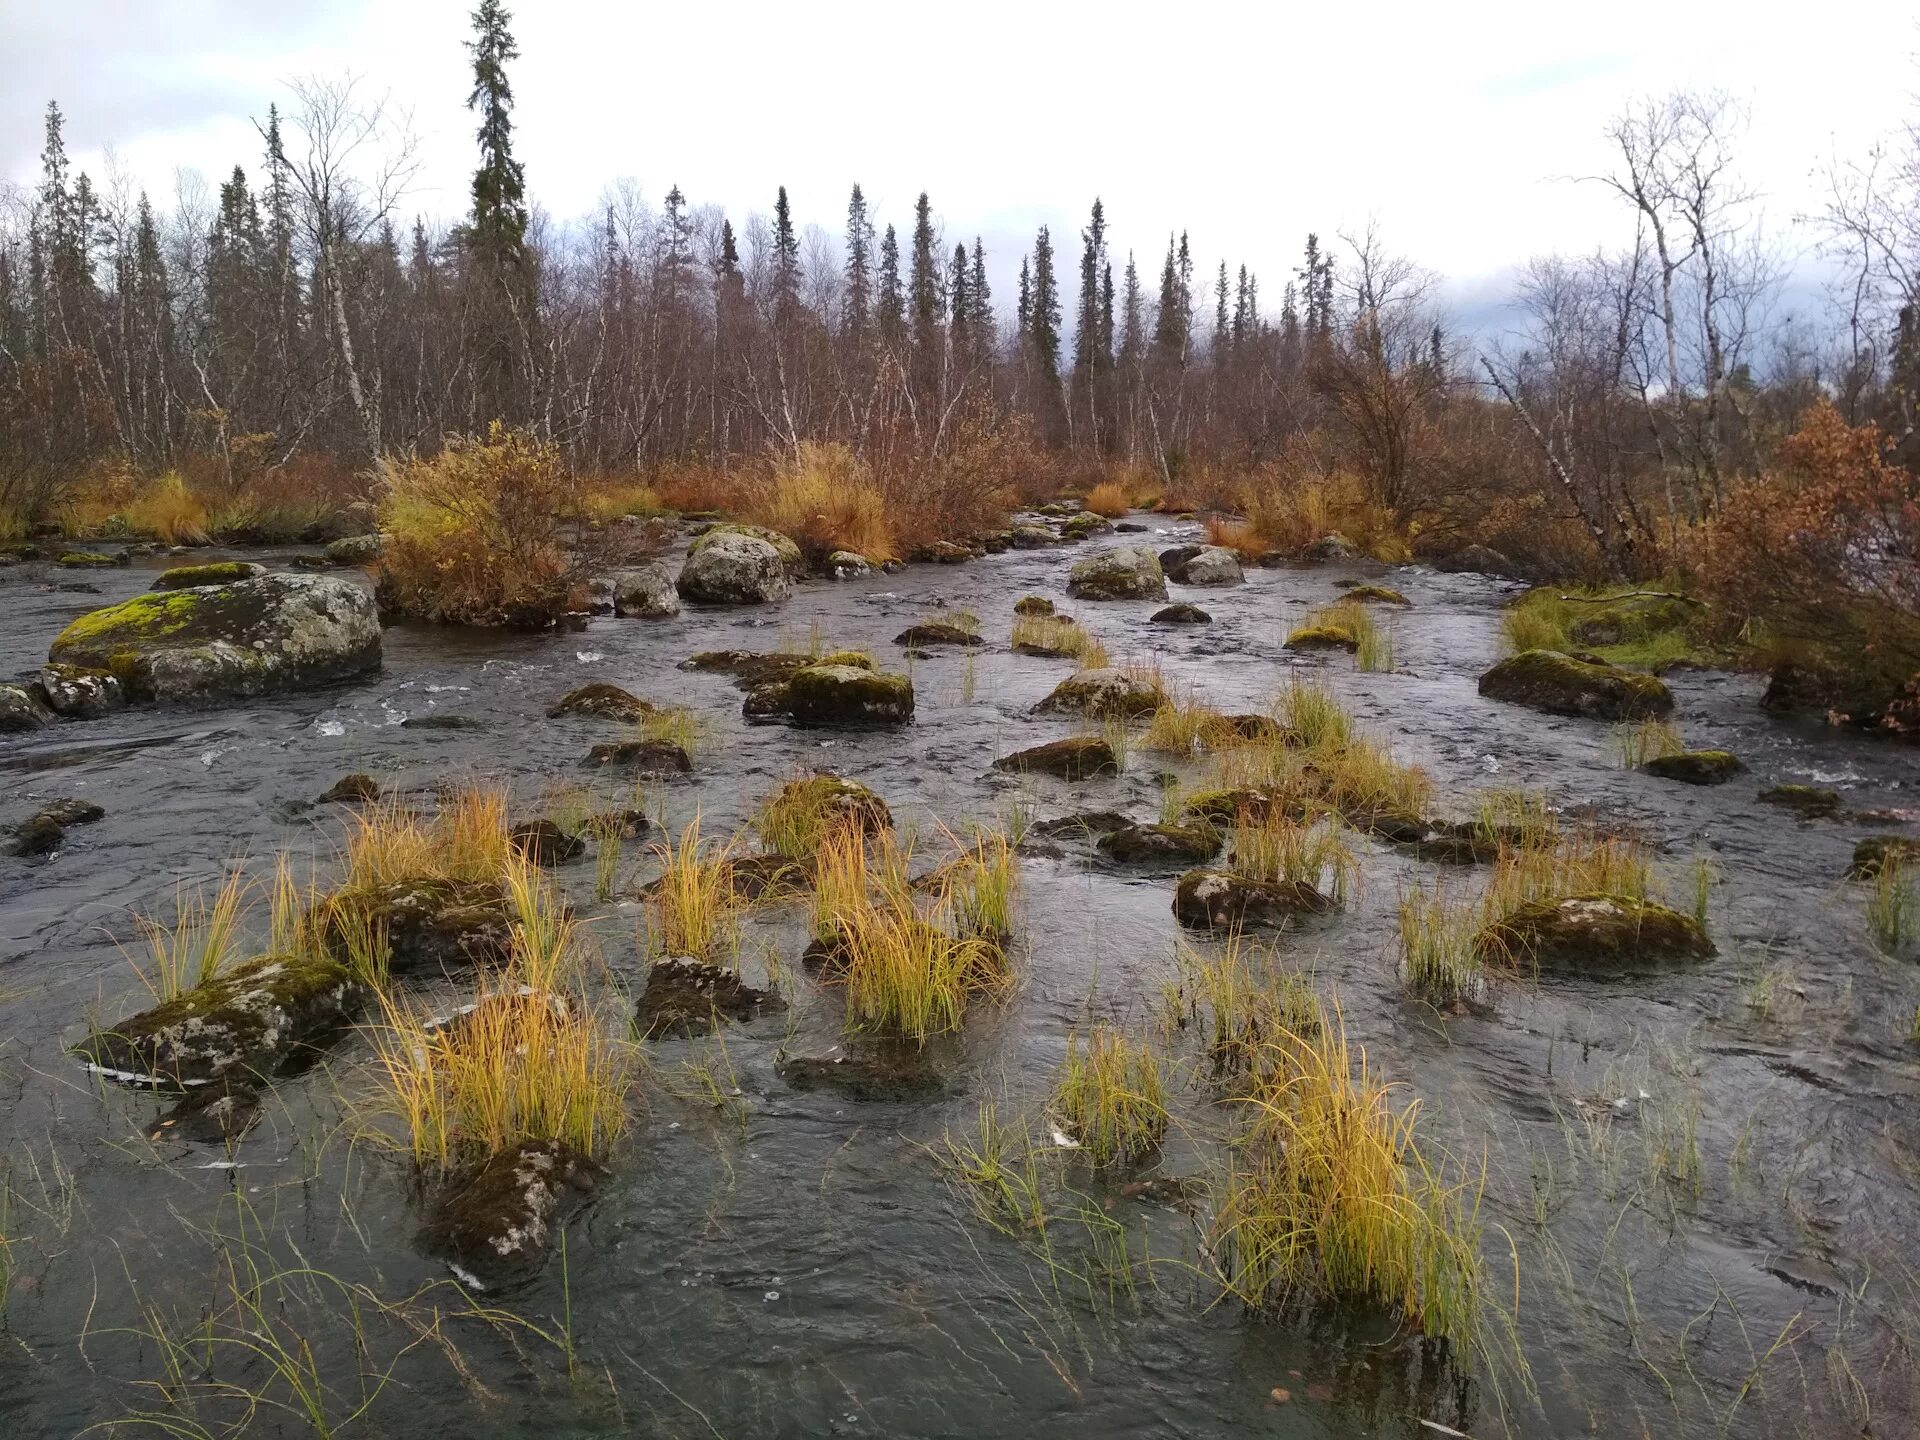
[645,814,740,962]
[1052,1024,1169,1165]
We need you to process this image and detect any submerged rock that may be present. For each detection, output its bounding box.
[1479,893,1713,967]
[681,649,816,687]
[509,820,585,866]
[402,713,483,731]
[1759,784,1842,819]
[1067,545,1168,601]
[638,957,783,1038]
[1167,545,1244,586]
[611,563,681,618]
[1477,649,1673,722]
[893,622,984,649]
[11,813,68,857]
[1014,595,1055,616]
[153,561,267,590]
[777,1042,948,1100]
[1032,667,1164,718]
[37,663,125,719]
[1173,869,1334,929]
[318,772,382,804]
[1098,822,1223,866]
[1343,584,1411,606]
[76,953,363,1087]
[1284,624,1359,652]
[1151,603,1212,625]
[0,682,54,733]
[548,681,655,722]
[782,664,915,727]
[420,1139,598,1279]
[48,573,381,702]
[320,878,514,977]
[1434,544,1514,576]
[584,738,694,775]
[1849,836,1920,880]
[34,797,105,828]
[1641,750,1744,786]
[676,531,791,606]
[992,737,1119,780]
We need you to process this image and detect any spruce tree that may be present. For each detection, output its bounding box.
[877,223,904,349]
[771,185,800,321]
[1017,255,1032,338]
[908,192,943,397]
[1214,262,1229,354]
[843,184,872,339]
[949,242,971,359]
[969,239,992,343]
[466,0,528,268]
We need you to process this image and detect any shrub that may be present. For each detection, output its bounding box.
[124,473,212,545]
[376,424,588,627]
[877,413,1022,549]
[748,441,896,563]
[1082,480,1131,518]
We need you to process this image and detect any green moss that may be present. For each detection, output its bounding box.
[1342,584,1410,606]
[1478,649,1674,721]
[1640,750,1744,785]
[1758,784,1842,819]
[50,588,204,650]
[1504,586,1719,669]
[815,649,875,669]
[1284,624,1358,652]
[1479,893,1712,967]
[154,561,261,589]
[756,775,892,856]
[785,664,914,725]
[992,737,1119,779]
[1014,595,1055,616]
[58,551,119,567]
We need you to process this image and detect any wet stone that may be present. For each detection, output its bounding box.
[638,957,783,1038]
[1849,836,1920,880]
[1760,784,1842,819]
[548,682,655,722]
[1098,822,1224,866]
[510,819,585,866]
[1641,750,1744,786]
[777,1042,949,1101]
[893,622,985,648]
[1480,894,1714,968]
[1013,595,1055,616]
[320,878,515,977]
[318,772,382,804]
[402,713,484,730]
[38,663,125,719]
[1477,649,1673,722]
[0,683,55,733]
[584,738,694,775]
[1033,668,1163,718]
[992,737,1119,781]
[1172,869,1334,930]
[1152,603,1212,625]
[419,1139,599,1281]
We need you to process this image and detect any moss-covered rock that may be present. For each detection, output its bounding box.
[0,682,54,733]
[153,561,267,590]
[76,953,363,1088]
[319,878,514,977]
[324,534,383,566]
[1343,584,1410,606]
[1173,869,1334,929]
[36,662,125,719]
[318,772,382,804]
[10,812,67,856]
[1758,784,1842,819]
[677,531,792,605]
[1641,750,1744,785]
[1179,787,1305,825]
[1477,649,1673,721]
[1564,593,1698,648]
[783,664,914,727]
[1284,624,1358,652]
[48,573,381,703]
[992,737,1119,780]
[547,681,655,722]
[59,551,126,569]
[1151,603,1212,624]
[1014,595,1055,616]
[910,540,977,564]
[1067,545,1168,601]
[584,738,694,775]
[759,774,892,851]
[1097,822,1223,866]
[638,957,784,1038]
[688,522,806,577]
[1008,523,1059,549]
[893,622,984,648]
[1303,534,1357,561]
[1033,667,1164,718]
[1478,893,1713,968]
[1168,545,1244,586]
[419,1139,598,1279]
[1060,511,1114,541]
[1849,836,1920,880]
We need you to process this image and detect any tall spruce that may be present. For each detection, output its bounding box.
[877,223,904,350]
[843,184,873,340]
[908,192,943,401]
[771,186,800,322]
[465,0,527,268]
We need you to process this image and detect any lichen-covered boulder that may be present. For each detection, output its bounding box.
[1014,595,1055,617]
[825,550,872,579]
[1284,624,1358,652]
[784,664,914,727]
[1169,546,1244,586]
[676,531,791,606]
[1009,524,1058,550]
[1477,650,1673,721]
[319,878,514,977]
[1033,667,1164,718]
[1849,836,1920,880]
[324,533,383,566]
[992,737,1119,780]
[154,561,268,590]
[1758,784,1841,819]
[420,1139,598,1279]
[1478,893,1713,967]
[1152,603,1212,625]
[75,953,363,1087]
[1097,822,1222,866]
[611,563,680,618]
[894,622,984,649]
[1157,545,1205,572]
[48,573,381,702]
[0,682,54,733]
[1060,511,1114,540]
[584,738,694,775]
[60,550,126,569]
[1173,869,1334,929]
[1068,545,1168,601]
[691,522,805,574]
[548,682,655,722]
[1641,750,1744,786]
[37,663,125,719]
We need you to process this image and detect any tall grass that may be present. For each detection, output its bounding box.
[341,786,514,891]
[1052,1025,1169,1166]
[1396,884,1482,1004]
[756,773,889,859]
[645,815,739,962]
[943,828,1019,939]
[1279,675,1352,750]
[1082,480,1131,518]
[1868,860,1915,952]
[748,440,897,563]
[127,867,252,1002]
[1167,935,1321,1079]
[1612,718,1686,768]
[1011,612,1106,664]
[123,472,212,545]
[1230,808,1354,903]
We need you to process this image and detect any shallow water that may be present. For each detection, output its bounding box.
[3,526,1918,1439]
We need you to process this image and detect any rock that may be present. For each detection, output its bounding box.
[288,554,332,569]
[154,561,268,589]
[893,622,984,648]
[638,957,783,1038]
[320,878,514,977]
[1157,544,1205,572]
[1008,524,1058,550]
[11,813,67,857]
[319,773,382,804]
[75,953,363,1087]
[1641,750,1744,785]
[1849,837,1920,880]
[1152,603,1212,625]
[690,522,806,577]
[676,531,792,606]
[1036,501,1079,518]
[1343,584,1410,606]
[784,664,914,727]
[1060,511,1114,540]
[758,774,893,848]
[1114,521,1148,534]
[420,1139,598,1278]
[1220,713,1284,741]
[59,551,126,569]
[1435,544,1514,576]
[1303,534,1357,561]
[1168,546,1244,586]
[913,540,976,564]
[1477,650,1673,722]
[1097,822,1223,865]
[1033,667,1164,718]
[588,806,652,840]
[611,563,681,618]
[1758,784,1842,819]
[776,1042,947,1100]
[1180,787,1306,825]
[1479,894,1713,967]
[992,737,1119,780]
[35,797,104,827]
[680,650,815,687]
[48,573,381,703]
[1067,545,1168,601]
[1027,810,1133,840]
[547,682,655,722]
[0,682,54,733]
[1284,624,1359,652]
[584,738,694,775]
[37,663,125,719]
[324,534,382,566]
[510,820,585,866]
[743,681,794,719]
[1173,869,1334,929]
[825,550,872,579]
[1014,595,1055,616]
[401,713,483,731]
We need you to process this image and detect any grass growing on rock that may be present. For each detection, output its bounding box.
[1230,809,1355,905]
[755,773,891,859]
[1612,718,1686,769]
[341,786,514,891]
[1502,585,1713,669]
[1052,1025,1169,1166]
[1867,859,1915,953]
[127,867,252,1001]
[1396,883,1482,1004]
[645,816,740,962]
[1011,612,1106,665]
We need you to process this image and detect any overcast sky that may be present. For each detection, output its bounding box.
[4,1,1916,336]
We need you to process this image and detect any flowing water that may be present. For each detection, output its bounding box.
[2,523,1918,1439]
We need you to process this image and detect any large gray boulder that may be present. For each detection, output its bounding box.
[1067,544,1168,601]
[676,532,791,606]
[0,683,53,733]
[1169,545,1244,586]
[612,563,681,618]
[48,573,381,702]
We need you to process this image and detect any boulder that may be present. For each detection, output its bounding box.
[1343,584,1410,606]
[784,664,914,727]
[584,738,694,775]
[0,682,54,733]
[1169,546,1244,586]
[1173,869,1334,929]
[1479,894,1713,967]
[75,953,363,1087]
[912,540,976,564]
[680,650,816,687]
[1284,624,1359,652]
[1758,784,1841,819]
[1303,534,1358,561]
[48,573,381,703]
[1157,545,1206,572]
[548,682,655,722]
[154,561,267,590]
[1097,822,1223,866]
[1014,595,1055,617]
[894,622,985,649]
[1849,836,1920,880]
[1435,544,1514,577]
[1641,750,1744,786]
[324,534,383,566]
[1067,545,1168,601]
[11,813,68,857]
[689,522,806,577]
[420,1139,598,1279]
[401,713,483,731]
[318,773,382,804]
[1060,511,1114,540]
[509,820,585,866]
[992,737,1119,780]
[1008,524,1058,550]
[675,531,791,606]
[35,797,104,828]
[611,563,680,618]
[777,1042,948,1100]
[1152,603,1212,625]
[758,774,893,849]
[1477,650,1673,722]
[638,957,783,1038]
[825,550,872,579]
[1033,667,1164,718]
[59,551,126,569]
[320,878,514,977]
[37,663,125,719]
